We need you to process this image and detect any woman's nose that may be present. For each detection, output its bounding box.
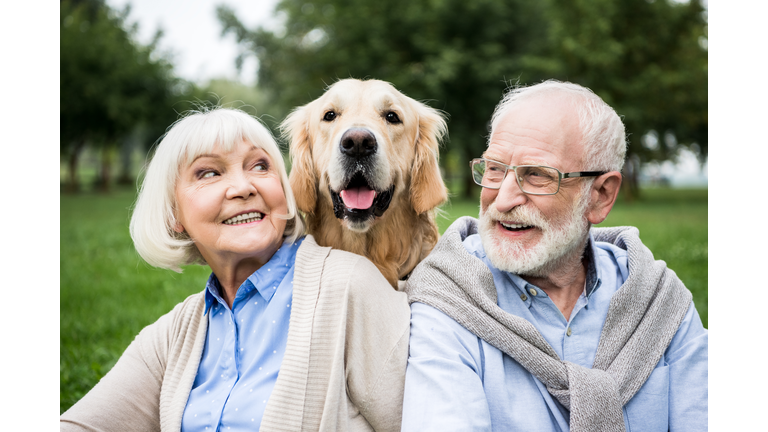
[225,171,257,200]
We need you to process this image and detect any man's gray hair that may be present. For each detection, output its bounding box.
[489,80,627,172]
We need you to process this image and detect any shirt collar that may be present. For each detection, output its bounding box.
[204,237,304,315]
[583,232,602,298]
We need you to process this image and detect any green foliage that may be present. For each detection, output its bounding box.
[60,187,707,413]
[218,0,706,197]
[61,1,174,145]
[195,78,273,120]
[531,0,708,163]
[218,0,547,177]
[60,0,199,190]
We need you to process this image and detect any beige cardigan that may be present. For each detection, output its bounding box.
[61,236,411,431]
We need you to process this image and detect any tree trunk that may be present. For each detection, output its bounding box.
[99,146,116,193]
[117,136,136,185]
[66,141,84,193]
[462,171,476,199]
[620,154,641,201]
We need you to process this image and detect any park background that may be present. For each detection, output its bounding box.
[59,0,712,421]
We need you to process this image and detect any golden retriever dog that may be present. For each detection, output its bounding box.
[282,79,448,287]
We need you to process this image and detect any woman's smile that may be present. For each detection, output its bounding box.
[222,211,265,225]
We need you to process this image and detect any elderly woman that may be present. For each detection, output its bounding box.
[61,108,410,431]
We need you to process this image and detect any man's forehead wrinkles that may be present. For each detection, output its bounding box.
[491,128,550,147]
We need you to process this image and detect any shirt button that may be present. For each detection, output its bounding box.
[529,288,538,296]
[520,293,528,301]
[566,327,572,337]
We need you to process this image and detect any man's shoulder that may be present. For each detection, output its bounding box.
[410,301,480,341]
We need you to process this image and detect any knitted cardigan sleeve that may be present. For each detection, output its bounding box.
[60,292,207,432]
[343,255,411,432]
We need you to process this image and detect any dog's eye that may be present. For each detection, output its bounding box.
[385,112,401,124]
[323,111,337,122]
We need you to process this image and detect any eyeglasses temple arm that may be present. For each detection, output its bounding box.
[562,171,608,179]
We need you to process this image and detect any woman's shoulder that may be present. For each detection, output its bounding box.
[297,236,407,308]
[136,290,207,345]
[298,236,384,284]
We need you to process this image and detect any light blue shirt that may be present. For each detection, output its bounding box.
[181,237,304,431]
[402,233,708,432]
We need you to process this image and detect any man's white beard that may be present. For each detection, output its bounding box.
[478,189,591,277]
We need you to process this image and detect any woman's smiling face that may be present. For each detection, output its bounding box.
[174,139,289,270]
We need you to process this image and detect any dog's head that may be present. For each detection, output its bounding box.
[282,79,448,233]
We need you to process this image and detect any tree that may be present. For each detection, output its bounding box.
[219,0,706,198]
[526,0,708,197]
[218,0,548,196]
[61,0,192,191]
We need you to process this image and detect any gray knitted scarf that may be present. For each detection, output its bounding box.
[405,217,692,432]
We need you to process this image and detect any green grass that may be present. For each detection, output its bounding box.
[60,189,210,413]
[60,187,707,413]
[596,188,708,327]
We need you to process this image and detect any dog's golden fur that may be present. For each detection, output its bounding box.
[282,79,448,287]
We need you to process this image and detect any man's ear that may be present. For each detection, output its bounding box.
[281,105,317,215]
[586,171,622,225]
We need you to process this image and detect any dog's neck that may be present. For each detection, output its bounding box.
[307,195,438,288]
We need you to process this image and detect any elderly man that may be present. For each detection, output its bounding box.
[401,81,707,432]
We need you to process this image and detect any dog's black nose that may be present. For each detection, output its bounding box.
[340,128,377,158]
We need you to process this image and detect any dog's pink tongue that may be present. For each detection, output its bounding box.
[340,187,376,209]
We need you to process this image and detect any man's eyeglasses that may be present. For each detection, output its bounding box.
[469,158,607,196]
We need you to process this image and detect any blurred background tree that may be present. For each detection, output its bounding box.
[60,0,706,196]
[218,0,707,198]
[526,0,708,198]
[218,0,549,197]
[60,0,196,192]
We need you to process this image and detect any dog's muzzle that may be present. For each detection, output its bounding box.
[330,184,394,221]
[328,127,394,225]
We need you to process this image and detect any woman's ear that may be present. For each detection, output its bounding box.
[586,171,623,225]
[410,102,448,214]
[171,214,185,233]
[281,105,317,215]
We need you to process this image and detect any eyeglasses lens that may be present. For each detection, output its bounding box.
[471,160,560,194]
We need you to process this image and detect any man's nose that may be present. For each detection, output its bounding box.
[493,172,527,212]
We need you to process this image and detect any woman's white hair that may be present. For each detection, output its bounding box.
[130,107,306,272]
[489,80,627,172]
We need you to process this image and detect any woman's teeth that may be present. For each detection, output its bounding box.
[223,212,263,225]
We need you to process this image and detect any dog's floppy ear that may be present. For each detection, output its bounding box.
[410,102,448,214]
[281,105,317,215]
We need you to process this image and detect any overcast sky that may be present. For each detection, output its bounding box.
[106,0,280,85]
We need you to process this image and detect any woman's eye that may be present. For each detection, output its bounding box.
[385,112,401,124]
[323,111,337,121]
[252,162,268,172]
[201,171,217,179]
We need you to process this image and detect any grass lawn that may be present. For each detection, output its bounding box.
[60,187,707,413]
